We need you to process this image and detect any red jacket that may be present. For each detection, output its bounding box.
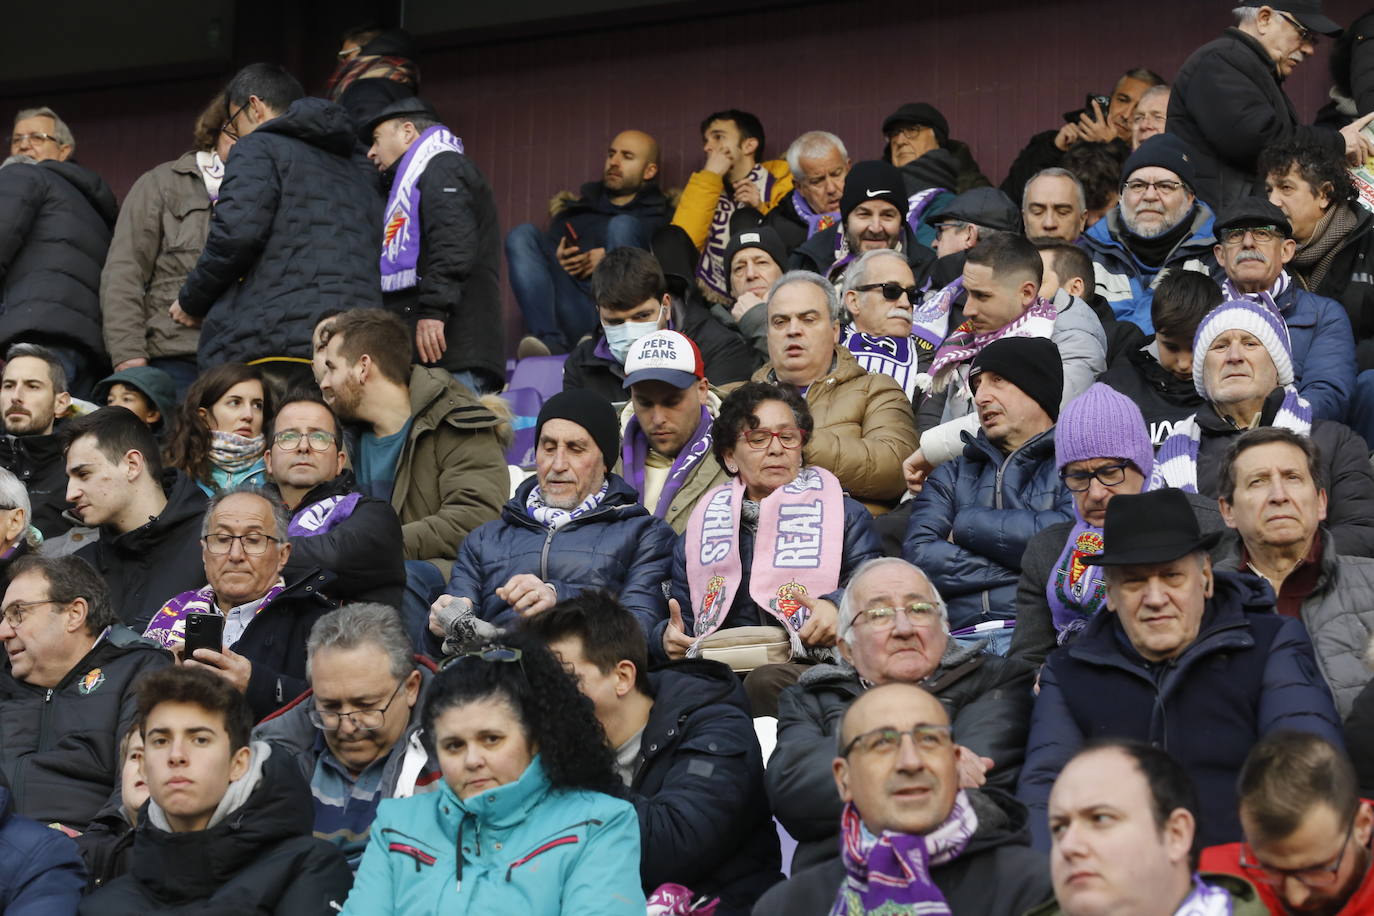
[1200,840,1374,915]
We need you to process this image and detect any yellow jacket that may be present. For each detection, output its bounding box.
[670,159,794,250]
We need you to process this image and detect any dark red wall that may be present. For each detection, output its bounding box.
[13,0,1371,350]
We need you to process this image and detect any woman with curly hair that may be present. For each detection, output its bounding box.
[163,363,271,495]
[341,630,644,914]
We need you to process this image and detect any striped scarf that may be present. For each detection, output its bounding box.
[1150,387,1313,493]
[921,297,1057,397]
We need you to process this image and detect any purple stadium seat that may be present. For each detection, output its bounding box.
[507,355,567,403]
[501,386,544,468]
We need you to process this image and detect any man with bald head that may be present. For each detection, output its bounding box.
[756,681,1051,915]
[767,557,1033,872]
[508,130,669,355]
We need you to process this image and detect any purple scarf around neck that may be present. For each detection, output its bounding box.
[1046,519,1109,634]
[830,792,978,916]
[287,492,363,537]
[792,190,838,239]
[621,405,713,517]
[380,125,465,292]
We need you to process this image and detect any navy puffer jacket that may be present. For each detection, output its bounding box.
[1017,571,1345,850]
[177,97,383,368]
[445,474,676,635]
[904,427,1072,631]
[0,159,117,362]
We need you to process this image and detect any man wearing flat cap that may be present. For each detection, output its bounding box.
[882,102,991,199]
[1212,196,1355,422]
[1080,134,1219,334]
[789,160,935,284]
[1170,1,1374,212]
[1016,486,1344,851]
[365,96,503,393]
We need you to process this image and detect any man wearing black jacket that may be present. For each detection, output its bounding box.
[263,395,405,607]
[171,63,383,376]
[64,407,207,632]
[525,592,782,916]
[364,97,504,394]
[0,344,74,539]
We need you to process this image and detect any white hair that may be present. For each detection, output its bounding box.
[1233,6,1260,26]
[765,269,842,324]
[785,130,849,183]
[837,556,948,645]
[1,154,36,168]
[0,466,35,548]
[14,106,74,154]
[840,248,911,301]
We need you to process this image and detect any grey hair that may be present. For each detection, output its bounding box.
[837,556,948,645]
[202,484,290,542]
[0,466,36,549]
[1137,84,1171,106]
[1,154,36,168]
[306,603,414,682]
[1022,167,1087,213]
[1233,6,1260,26]
[840,248,911,301]
[766,269,842,324]
[785,130,849,182]
[15,106,74,153]
[5,342,67,393]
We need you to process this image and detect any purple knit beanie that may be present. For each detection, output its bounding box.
[1054,383,1154,478]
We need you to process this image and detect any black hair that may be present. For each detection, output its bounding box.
[521,590,650,696]
[1218,426,1325,503]
[711,381,814,476]
[136,665,253,752]
[9,554,119,637]
[1257,139,1357,205]
[422,630,621,796]
[163,363,272,487]
[1075,739,1202,869]
[1151,271,1222,341]
[965,230,1043,287]
[1062,141,1130,214]
[225,63,304,113]
[265,390,341,443]
[61,406,163,478]
[1238,731,1360,843]
[700,109,766,158]
[590,247,668,313]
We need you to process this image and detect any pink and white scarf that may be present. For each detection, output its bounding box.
[684,466,844,652]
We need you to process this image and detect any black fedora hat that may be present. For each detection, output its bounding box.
[1082,488,1222,567]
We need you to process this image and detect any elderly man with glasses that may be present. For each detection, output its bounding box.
[9,106,74,162]
[143,484,339,720]
[766,556,1034,874]
[262,393,406,607]
[1211,196,1356,423]
[759,681,1050,916]
[254,603,439,870]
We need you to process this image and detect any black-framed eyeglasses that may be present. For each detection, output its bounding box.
[308,677,407,733]
[738,427,806,450]
[1219,226,1283,246]
[841,724,953,758]
[1239,815,1355,888]
[855,282,920,303]
[272,430,337,452]
[1277,10,1317,44]
[201,532,282,556]
[9,132,61,148]
[1060,462,1131,492]
[0,598,63,629]
[1122,179,1185,195]
[221,101,250,141]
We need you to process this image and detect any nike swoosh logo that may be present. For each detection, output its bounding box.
[865,189,886,198]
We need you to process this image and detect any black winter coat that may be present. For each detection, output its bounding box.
[76,470,207,632]
[1181,390,1374,558]
[233,569,340,721]
[766,645,1035,872]
[1345,676,1374,797]
[74,807,135,893]
[631,662,781,914]
[267,470,406,607]
[561,293,759,401]
[0,159,117,363]
[178,98,383,368]
[1170,28,1346,210]
[1018,571,1345,850]
[0,625,170,829]
[752,788,1052,916]
[1099,343,1206,445]
[79,746,353,914]
[0,424,71,539]
[1292,203,1374,371]
[380,148,504,380]
[548,179,669,249]
[999,129,1064,203]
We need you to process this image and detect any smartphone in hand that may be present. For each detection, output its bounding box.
[183,612,225,659]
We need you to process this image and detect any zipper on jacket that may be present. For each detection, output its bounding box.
[504,818,605,882]
[539,527,557,581]
[13,687,54,805]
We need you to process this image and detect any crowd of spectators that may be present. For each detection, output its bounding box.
[8,4,1374,914]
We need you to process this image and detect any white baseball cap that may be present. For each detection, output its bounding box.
[621,330,705,390]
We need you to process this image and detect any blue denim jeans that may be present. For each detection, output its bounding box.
[402,560,448,657]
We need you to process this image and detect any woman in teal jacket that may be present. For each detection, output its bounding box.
[341,633,646,915]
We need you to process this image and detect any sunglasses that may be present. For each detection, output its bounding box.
[855,282,920,302]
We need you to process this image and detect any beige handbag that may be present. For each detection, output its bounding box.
[696,626,793,673]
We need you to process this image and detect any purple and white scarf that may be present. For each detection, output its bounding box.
[142,581,286,651]
[288,492,362,537]
[195,150,225,203]
[1174,876,1236,916]
[905,187,946,236]
[911,276,964,349]
[921,297,1057,397]
[830,791,978,916]
[621,406,713,517]
[842,328,924,403]
[696,164,775,300]
[1046,520,1109,636]
[526,480,609,531]
[1151,386,1312,493]
[1221,270,1290,316]
[380,125,465,292]
[792,189,838,239]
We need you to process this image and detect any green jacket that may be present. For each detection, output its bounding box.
[1022,873,1269,916]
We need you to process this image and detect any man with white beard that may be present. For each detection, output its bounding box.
[1079,135,1218,335]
